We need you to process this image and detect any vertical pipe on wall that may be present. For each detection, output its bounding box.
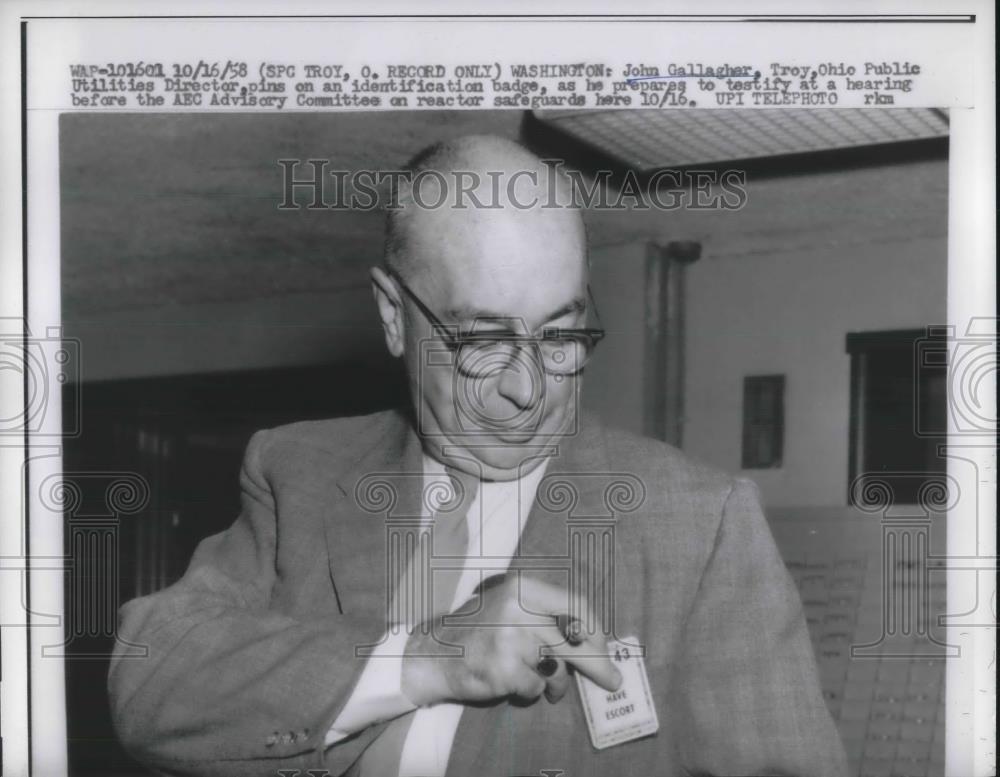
[643,240,701,446]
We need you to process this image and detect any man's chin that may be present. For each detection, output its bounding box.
[491,429,537,445]
[459,427,578,476]
[417,404,578,479]
[474,447,550,478]
[419,431,552,480]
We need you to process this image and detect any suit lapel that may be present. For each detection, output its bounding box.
[515,419,613,589]
[323,411,425,624]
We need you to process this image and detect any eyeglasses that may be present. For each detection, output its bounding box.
[385,266,605,377]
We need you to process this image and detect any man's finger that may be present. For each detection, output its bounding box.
[534,624,622,692]
[540,658,572,703]
[511,577,603,635]
[512,659,548,701]
[535,616,613,663]
[514,577,583,617]
[536,655,560,678]
[556,614,585,646]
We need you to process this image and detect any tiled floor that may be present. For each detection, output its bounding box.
[770,509,948,777]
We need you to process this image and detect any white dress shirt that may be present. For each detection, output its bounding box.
[326,452,550,777]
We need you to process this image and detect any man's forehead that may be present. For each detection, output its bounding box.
[429,254,588,331]
[394,153,588,321]
[409,198,585,265]
[443,295,587,326]
[421,213,585,280]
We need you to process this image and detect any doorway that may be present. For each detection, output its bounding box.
[846,328,948,506]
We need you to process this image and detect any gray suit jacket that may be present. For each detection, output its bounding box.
[109,409,848,776]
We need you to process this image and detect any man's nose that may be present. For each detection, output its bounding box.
[494,348,543,410]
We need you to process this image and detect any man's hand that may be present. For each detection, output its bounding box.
[401,576,622,707]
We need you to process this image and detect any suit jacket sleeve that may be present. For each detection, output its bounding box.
[108,429,390,777]
[670,477,849,777]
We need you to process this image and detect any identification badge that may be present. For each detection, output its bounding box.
[574,636,659,750]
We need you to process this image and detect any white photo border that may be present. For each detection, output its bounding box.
[1,4,994,777]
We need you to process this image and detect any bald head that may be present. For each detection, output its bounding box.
[370,134,592,479]
[384,134,585,282]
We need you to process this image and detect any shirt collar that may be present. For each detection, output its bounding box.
[421,451,550,515]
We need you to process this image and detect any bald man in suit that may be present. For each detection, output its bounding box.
[110,136,848,777]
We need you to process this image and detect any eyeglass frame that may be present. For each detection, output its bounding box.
[383,265,606,376]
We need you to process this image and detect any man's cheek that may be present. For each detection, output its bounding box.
[428,373,460,420]
[542,377,575,422]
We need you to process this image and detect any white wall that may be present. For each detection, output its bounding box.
[582,158,947,509]
[583,241,648,436]
[684,233,946,508]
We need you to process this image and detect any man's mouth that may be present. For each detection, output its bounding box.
[492,428,537,444]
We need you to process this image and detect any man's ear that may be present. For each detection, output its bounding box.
[370,266,405,357]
